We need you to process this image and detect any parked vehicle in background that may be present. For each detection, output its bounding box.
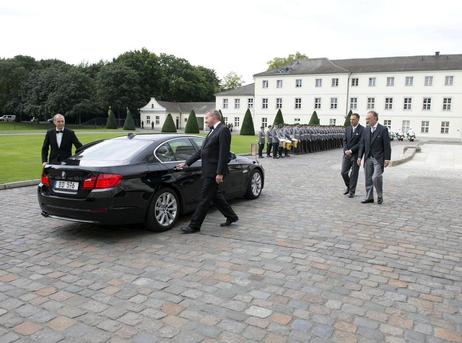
[395,131,404,141]
[0,115,16,122]
[407,128,416,142]
[389,131,395,141]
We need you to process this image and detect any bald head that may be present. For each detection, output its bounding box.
[53,113,65,130]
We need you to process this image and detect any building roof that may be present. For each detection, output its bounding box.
[254,53,462,76]
[140,98,215,114]
[215,83,255,96]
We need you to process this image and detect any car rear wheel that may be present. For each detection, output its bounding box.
[245,169,263,199]
[145,188,180,232]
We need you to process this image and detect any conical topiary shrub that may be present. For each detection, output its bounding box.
[344,110,353,127]
[123,107,136,130]
[308,111,320,126]
[218,109,225,123]
[106,106,118,129]
[240,108,255,135]
[273,109,284,126]
[161,113,177,133]
[185,110,200,134]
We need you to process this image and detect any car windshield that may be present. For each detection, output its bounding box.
[77,139,152,161]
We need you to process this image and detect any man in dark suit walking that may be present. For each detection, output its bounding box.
[41,114,82,167]
[341,113,364,198]
[176,110,238,234]
[357,111,391,204]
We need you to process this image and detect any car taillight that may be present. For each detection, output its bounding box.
[82,176,97,190]
[41,175,50,186]
[82,174,122,190]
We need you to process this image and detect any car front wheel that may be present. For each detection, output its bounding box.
[245,169,263,199]
[145,188,180,231]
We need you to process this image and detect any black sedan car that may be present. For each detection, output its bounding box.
[38,134,264,231]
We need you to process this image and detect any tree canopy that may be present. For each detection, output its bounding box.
[267,52,308,71]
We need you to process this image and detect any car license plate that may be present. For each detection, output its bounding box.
[54,180,79,191]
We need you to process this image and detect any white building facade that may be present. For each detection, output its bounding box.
[139,98,215,131]
[215,53,462,140]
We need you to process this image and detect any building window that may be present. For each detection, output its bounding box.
[423,97,431,110]
[331,78,339,87]
[369,77,376,87]
[425,76,433,86]
[295,98,302,109]
[445,75,454,86]
[329,119,336,126]
[330,97,338,109]
[351,78,359,86]
[262,80,268,88]
[443,97,452,111]
[155,116,160,125]
[441,121,449,134]
[403,97,412,110]
[262,118,267,128]
[234,117,240,127]
[350,97,358,110]
[276,98,282,109]
[151,104,154,109]
[405,76,414,86]
[224,117,228,124]
[262,98,268,109]
[184,118,188,123]
[248,98,254,109]
[276,80,283,88]
[223,98,228,109]
[385,97,393,110]
[146,115,151,125]
[314,97,321,109]
[295,79,303,88]
[367,97,375,110]
[402,120,410,133]
[384,120,391,130]
[234,99,240,109]
[294,118,300,123]
[421,121,429,133]
[315,78,322,87]
[386,77,394,87]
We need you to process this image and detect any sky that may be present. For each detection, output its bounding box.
[1,0,462,84]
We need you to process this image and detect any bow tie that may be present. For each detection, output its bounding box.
[56,130,63,134]
[209,126,214,130]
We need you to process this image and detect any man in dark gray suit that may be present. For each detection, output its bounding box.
[176,110,238,233]
[266,125,273,157]
[341,113,364,198]
[357,111,392,205]
[257,126,265,158]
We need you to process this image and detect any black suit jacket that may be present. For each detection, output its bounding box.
[343,124,364,158]
[186,122,231,177]
[41,128,82,164]
[358,123,391,166]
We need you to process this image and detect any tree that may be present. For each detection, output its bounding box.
[308,111,320,126]
[161,113,177,133]
[221,71,243,91]
[240,109,255,135]
[344,110,353,127]
[273,109,284,126]
[218,109,224,123]
[123,107,136,130]
[267,52,308,71]
[184,110,200,134]
[106,106,118,129]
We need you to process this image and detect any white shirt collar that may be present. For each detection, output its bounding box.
[371,123,378,130]
[213,121,221,130]
[352,124,359,130]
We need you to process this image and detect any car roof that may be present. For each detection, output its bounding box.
[111,134,204,142]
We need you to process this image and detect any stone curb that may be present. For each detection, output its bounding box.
[0,179,40,190]
[390,143,422,167]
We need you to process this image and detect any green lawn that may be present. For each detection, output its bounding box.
[0,131,256,184]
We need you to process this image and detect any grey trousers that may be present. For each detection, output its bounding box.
[341,155,360,194]
[364,157,383,200]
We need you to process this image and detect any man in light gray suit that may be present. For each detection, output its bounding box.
[257,126,265,158]
[357,111,392,205]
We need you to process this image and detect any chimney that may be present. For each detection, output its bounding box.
[435,51,440,56]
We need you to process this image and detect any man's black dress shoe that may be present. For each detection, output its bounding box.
[181,226,200,234]
[361,199,374,204]
[348,193,355,198]
[220,217,239,227]
[377,197,383,204]
[343,188,350,195]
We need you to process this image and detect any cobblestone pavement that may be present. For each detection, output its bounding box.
[1,143,461,343]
